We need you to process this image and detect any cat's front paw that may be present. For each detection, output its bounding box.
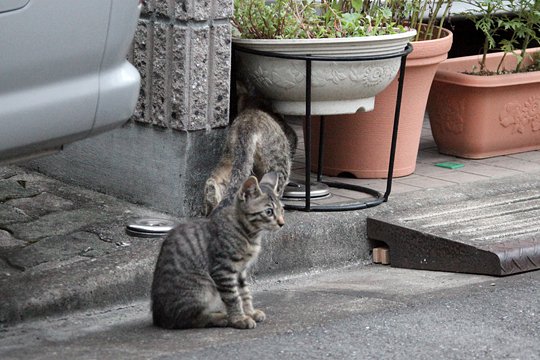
[229,315,257,329]
[247,309,266,323]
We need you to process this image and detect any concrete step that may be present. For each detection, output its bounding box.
[2,165,540,324]
[0,166,372,324]
[368,190,540,276]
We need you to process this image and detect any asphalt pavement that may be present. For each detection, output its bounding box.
[0,265,538,359]
[2,125,540,358]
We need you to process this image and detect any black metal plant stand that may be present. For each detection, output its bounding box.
[231,43,413,212]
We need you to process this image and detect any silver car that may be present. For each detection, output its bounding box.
[0,0,142,163]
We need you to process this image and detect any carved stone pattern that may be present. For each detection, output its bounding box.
[500,96,540,134]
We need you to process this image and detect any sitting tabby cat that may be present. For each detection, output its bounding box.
[204,94,297,215]
[151,172,284,330]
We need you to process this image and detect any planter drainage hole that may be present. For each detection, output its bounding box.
[337,172,357,179]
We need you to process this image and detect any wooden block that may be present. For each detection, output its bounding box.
[380,248,390,265]
[372,247,382,263]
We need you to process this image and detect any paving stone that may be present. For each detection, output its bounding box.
[426,170,490,184]
[5,209,110,242]
[385,182,424,194]
[0,205,31,224]
[0,180,41,202]
[416,148,462,164]
[459,163,523,178]
[5,192,74,218]
[83,219,138,245]
[0,167,18,179]
[478,157,540,172]
[392,174,457,188]
[0,229,26,250]
[507,150,540,162]
[0,257,19,277]
[5,232,119,271]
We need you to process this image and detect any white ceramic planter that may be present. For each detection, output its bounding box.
[233,30,416,115]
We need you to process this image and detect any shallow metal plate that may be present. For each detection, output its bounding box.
[282,181,331,200]
[126,218,176,238]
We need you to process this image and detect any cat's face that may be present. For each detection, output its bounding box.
[238,174,285,232]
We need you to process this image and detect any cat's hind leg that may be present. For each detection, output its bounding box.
[204,160,232,215]
[195,287,228,328]
[194,312,228,328]
[152,300,208,329]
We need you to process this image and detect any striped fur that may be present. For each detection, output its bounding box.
[204,99,297,215]
[151,173,284,330]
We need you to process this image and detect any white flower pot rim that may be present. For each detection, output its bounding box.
[232,29,417,57]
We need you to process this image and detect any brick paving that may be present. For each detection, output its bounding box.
[288,115,540,205]
[0,168,176,323]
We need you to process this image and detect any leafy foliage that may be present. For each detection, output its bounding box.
[385,0,454,41]
[232,0,453,40]
[459,0,540,73]
[232,0,405,39]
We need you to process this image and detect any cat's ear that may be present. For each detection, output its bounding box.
[260,172,279,193]
[239,176,262,201]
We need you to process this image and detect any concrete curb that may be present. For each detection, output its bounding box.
[2,166,540,324]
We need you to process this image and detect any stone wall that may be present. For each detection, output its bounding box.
[131,0,232,130]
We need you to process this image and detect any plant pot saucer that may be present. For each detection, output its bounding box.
[282,181,331,200]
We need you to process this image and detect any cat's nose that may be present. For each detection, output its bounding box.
[277,215,285,227]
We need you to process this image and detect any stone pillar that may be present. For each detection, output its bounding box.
[132,0,232,130]
[26,0,233,217]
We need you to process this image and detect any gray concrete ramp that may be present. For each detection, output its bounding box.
[367,190,540,276]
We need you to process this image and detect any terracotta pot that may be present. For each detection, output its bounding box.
[427,47,540,159]
[309,28,453,178]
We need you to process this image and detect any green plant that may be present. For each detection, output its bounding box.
[231,0,404,39]
[499,0,540,71]
[460,0,540,74]
[386,0,454,41]
[528,50,540,70]
[232,0,452,41]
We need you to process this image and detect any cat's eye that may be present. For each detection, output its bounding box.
[265,208,274,216]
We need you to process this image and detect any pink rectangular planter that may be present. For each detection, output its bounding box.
[427,48,540,159]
